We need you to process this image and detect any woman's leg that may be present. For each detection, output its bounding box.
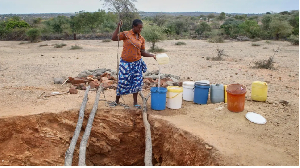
[116,95,120,104]
[133,93,138,105]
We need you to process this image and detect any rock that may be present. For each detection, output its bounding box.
[102,80,114,88]
[166,81,174,86]
[153,70,159,75]
[147,75,159,80]
[90,81,100,89]
[53,78,65,84]
[205,144,213,150]
[237,36,250,41]
[69,88,78,94]
[101,77,109,82]
[170,77,179,83]
[92,68,107,77]
[69,77,86,85]
[279,100,289,106]
[78,70,93,78]
[77,83,86,90]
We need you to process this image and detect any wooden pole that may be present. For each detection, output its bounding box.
[139,91,153,166]
[64,85,91,166]
[78,86,103,166]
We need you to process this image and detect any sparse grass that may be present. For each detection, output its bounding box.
[19,42,27,45]
[208,36,224,43]
[263,47,268,49]
[102,39,112,42]
[287,35,299,45]
[265,40,271,44]
[253,56,274,69]
[210,49,226,61]
[39,44,49,47]
[175,41,186,45]
[148,46,165,53]
[252,37,261,42]
[252,43,261,46]
[54,43,67,48]
[70,45,83,50]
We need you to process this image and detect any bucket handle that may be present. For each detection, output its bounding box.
[166,92,181,99]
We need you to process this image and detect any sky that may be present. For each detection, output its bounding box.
[0,0,299,14]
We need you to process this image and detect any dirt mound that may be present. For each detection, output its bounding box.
[0,109,220,166]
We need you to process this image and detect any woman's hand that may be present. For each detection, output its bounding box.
[118,20,123,28]
[153,55,156,60]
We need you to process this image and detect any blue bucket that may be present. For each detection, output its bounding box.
[194,83,210,104]
[151,87,167,110]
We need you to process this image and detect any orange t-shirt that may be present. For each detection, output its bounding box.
[119,30,145,62]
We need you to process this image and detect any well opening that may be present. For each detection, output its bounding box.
[0,109,220,166]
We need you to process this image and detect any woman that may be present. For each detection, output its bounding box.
[110,19,156,108]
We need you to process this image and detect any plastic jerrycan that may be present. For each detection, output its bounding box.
[156,53,169,65]
[251,81,268,101]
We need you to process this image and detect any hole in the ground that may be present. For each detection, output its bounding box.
[0,109,220,166]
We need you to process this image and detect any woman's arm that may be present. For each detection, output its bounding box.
[141,50,156,60]
[111,20,123,41]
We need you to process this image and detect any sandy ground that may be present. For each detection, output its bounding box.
[0,39,299,165]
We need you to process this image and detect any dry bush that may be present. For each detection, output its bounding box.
[175,41,186,45]
[252,43,261,46]
[54,43,67,48]
[253,56,274,69]
[70,45,83,50]
[102,39,112,42]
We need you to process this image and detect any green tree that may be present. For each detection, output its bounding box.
[207,13,215,22]
[195,22,211,36]
[289,11,299,35]
[220,18,243,38]
[218,12,226,21]
[44,16,70,34]
[102,0,140,31]
[5,19,30,30]
[141,23,165,50]
[153,14,168,27]
[26,28,41,42]
[239,20,261,38]
[270,17,293,40]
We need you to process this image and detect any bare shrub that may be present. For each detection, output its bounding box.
[70,45,83,50]
[175,41,186,45]
[54,43,67,48]
[254,56,274,69]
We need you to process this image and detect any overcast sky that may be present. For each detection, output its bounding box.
[0,0,299,14]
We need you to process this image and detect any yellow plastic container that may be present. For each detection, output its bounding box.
[251,81,268,101]
[156,53,169,65]
[224,85,228,103]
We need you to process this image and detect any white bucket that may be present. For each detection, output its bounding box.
[166,86,183,109]
[183,81,195,101]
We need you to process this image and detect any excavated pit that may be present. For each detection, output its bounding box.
[0,109,221,166]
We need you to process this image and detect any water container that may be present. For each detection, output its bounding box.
[226,84,247,112]
[251,81,268,101]
[224,85,228,103]
[156,53,169,65]
[210,84,224,103]
[151,87,167,110]
[194,81,210,104]
[166,86,183,109]
[183,81,195,101]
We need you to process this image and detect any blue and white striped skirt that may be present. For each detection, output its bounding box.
[116,58,147,96]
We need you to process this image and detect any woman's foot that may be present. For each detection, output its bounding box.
[134,104,142,109]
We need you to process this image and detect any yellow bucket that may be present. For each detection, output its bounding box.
[166,86,183,109]
[224,85,228,103]
[251,81,268,101]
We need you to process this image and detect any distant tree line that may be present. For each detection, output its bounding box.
[0,9,298,45]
